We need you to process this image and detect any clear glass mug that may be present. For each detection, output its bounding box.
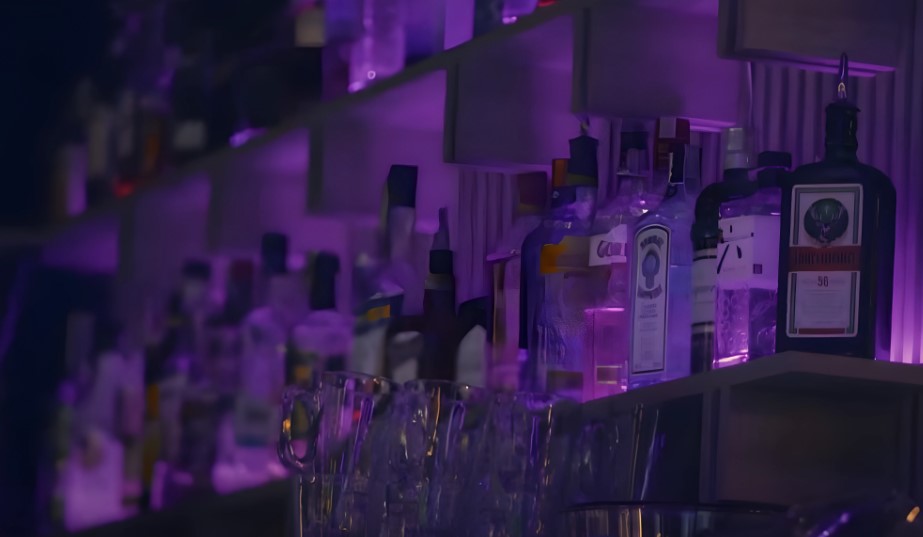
[381,380,493,537]
[278,371,398,537]
[465,392,578,537]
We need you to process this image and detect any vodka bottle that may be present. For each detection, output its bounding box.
[487,171,547,391]
[419,207,458,381]
[629,126,700,389]
[535,135,607,401]
[713,151,790,368]
[776,54,896,360]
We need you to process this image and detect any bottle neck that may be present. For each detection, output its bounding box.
[824,143,858,161]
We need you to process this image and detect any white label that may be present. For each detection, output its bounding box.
[716,214,780,290]
[631,224,670,374]
[589,224,628,266]
[691,248,717,327]
[786,184,862,337]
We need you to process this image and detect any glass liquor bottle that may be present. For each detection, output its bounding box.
[776,54,896,360]
[691,127,751,373]
[419,207,458,381]
[486,171,547,391]
[629,121,700,389]
[348,0,406,92]
[520,158,569,393]
[584,135,652,399]
[289,251,353,387]
[534,135,607,401]
[713,150,790,368]
[233,233,305,485]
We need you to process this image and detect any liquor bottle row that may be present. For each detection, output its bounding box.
[45,53,897,533]
[51,0,559,219]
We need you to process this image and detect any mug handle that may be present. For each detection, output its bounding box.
[278,387,318,475]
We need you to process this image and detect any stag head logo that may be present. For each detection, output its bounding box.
[804,198,849,246]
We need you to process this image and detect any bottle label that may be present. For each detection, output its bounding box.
[717,215,780,289]
[631,224,670,374]
[540,236,590,274]
[786,184,862,337]
[691,247,717,330]
[233,395,276,447]
[588,225,629,266]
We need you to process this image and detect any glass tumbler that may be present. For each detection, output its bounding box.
[381,380,493,537]
[562,503,784,537]
[466,392,577,537]
[278,371,398,537]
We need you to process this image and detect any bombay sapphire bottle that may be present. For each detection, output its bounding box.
[776,54,896,360]
[629,132,700,389]
[533,135,607,401]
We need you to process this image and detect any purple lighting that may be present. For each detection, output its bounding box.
[229,128,266,148]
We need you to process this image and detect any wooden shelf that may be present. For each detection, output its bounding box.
[575,352,923,507]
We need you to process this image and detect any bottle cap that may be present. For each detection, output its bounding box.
[387,165,418,209]
[756,151,792,169]
[566,135,599,187]
[722,127,751,170]
[515,171,548,214]
[260,232,289,275]
[310,251,340,310]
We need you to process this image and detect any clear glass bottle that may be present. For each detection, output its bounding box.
[714,151,789,368]
[629,119,699,389]
[534,135,607,401]
[584,166,651,399]
[348,0,406,92]
[233,233,304,485]
[502,0,538,24]
[289,251,354,386]
[777,55,896,361]
[486,171,547,391]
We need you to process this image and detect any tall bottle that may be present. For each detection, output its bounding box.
[348,0,406,92]
[487,171,547,391]
[289,251,353,386]
[584,133,652,399]
[419,207,458,381]
[234,233,303,484]
[520,159,568,393]
[690,127,751,373]
[776,54,896,360]
[713,150,790,368]
[534,135,606,401]
[629,118,699,389]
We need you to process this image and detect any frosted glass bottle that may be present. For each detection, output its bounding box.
[348,0,405,92]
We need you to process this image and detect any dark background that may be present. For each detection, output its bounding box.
[0,0,110,227]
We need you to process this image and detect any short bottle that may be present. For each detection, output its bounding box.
[776,54,896,360]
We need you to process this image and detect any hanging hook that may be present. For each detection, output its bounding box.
[837,53,849,101]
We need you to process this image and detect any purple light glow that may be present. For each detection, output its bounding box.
[229,128,266,148]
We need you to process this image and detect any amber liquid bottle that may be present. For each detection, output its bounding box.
[776,54,896,360]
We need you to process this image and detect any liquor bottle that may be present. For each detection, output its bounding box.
[713,150,790,368]
[691,127,751,373]
[205,260,255,397]
[534,135,606,401]
[583,132,653,399]
[629,118,699,389]
[487,171,547,391]
[348,0,405,92]
[776,54,896,360]
[419,207,458,381]
[233,233,303,484]
[289,251,353,386]
[166,2,213,166]
[520,158,568,393]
